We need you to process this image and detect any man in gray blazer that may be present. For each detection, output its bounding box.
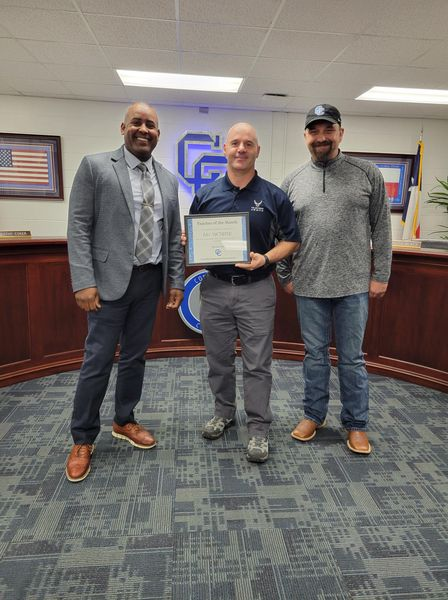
[66,102,184,482]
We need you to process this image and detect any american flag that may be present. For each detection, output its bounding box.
[0,146,49,186]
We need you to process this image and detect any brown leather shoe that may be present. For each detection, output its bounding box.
[291,418,326,441]
[112,421,157,449]
[347,430,371,454]
[66,443,94,482]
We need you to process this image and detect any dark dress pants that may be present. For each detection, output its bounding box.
[71,265,162,444]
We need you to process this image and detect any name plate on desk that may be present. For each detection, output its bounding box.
[0,230,31,238]
[184,212,250,266]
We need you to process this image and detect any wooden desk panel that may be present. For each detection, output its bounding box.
[1,239,447,392]
[377,257,447,370]
[0,262,30,365]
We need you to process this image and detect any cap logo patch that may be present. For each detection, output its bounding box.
[315,105,325,116]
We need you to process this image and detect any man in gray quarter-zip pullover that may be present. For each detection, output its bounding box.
[277,104,392,455]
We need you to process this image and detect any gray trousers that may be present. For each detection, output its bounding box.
[199,273,276,436]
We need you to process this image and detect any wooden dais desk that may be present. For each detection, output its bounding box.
[1,239,447,392]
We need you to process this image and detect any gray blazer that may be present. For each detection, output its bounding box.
[67,145,184,301]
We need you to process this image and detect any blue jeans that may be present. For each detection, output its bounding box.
[296,293,369,431]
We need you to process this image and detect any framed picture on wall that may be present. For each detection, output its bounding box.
[0,133,63,200]
[344,152,414,211]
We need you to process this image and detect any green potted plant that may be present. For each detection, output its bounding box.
[427,177,448,239]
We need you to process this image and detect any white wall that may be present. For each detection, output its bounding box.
[1,95,447,239]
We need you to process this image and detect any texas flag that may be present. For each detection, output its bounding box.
[384,170,400,203]
[402,140,423,240]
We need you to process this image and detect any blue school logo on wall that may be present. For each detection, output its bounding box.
[178,269,208,334]
[177,131,227,194]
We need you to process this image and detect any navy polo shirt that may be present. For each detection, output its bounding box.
[190,172,300,276]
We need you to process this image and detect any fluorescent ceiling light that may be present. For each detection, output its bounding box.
[117,69,243,93]
[356,86,448,105]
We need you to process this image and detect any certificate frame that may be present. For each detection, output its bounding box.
[184,212,251,266]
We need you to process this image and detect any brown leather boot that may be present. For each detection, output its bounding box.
[291,418,326,441]
[66,443,94,482]
[347,430,371,454]
[112,421,157,449]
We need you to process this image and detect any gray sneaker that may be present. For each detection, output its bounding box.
[202,416,234,440]
[246,436,269,463]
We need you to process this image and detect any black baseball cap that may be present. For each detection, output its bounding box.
[305,104,342,128]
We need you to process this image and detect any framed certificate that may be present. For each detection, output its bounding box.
[184,212,250,266]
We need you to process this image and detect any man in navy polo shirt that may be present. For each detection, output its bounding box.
[189,122,299,463]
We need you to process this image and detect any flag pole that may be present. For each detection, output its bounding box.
[411,129,424,239]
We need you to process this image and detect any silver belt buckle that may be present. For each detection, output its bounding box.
[230,274,247,286]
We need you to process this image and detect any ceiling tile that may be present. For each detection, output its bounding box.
[181,53,254,77]
[235,89,290,110]
[0,0,73,8]
[241,77,308,97]
[45,64,121,84]
[0,7,95,43]
[126,86,245,107]
[180,22,267,56]
[379,66,448,89]
[77,0,175,19]
[180,0,282,27]
[126,86,186,105]
[282,80,371,102]
[7,78,72,95]
[285,97,374,116]
[283,96,314,112]
[411,42,448,69]
[64,81,129,100]
[0,38,36,61]
[0,0,446,119]
[316,62,398,84]
[275,0,389,34]
[125,87,281,113]
[103,47,179,71]
[249,57,326,80]
[227,93,290,111]
[255,94,290,110]
[338,36,438,66]
[367,0,448,40]
[261,30,355,61]
[85,15,177,50]
[213,93,291,111]
[21,40,108,66]
[0,80,19,93]
[340,98,448,119]
[0,61,54,79]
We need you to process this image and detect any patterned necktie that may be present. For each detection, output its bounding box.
[135,162,155,264]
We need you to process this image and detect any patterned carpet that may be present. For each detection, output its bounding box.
[1,357,447,600]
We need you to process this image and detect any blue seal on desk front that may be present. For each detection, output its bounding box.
[178,269,208,334]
